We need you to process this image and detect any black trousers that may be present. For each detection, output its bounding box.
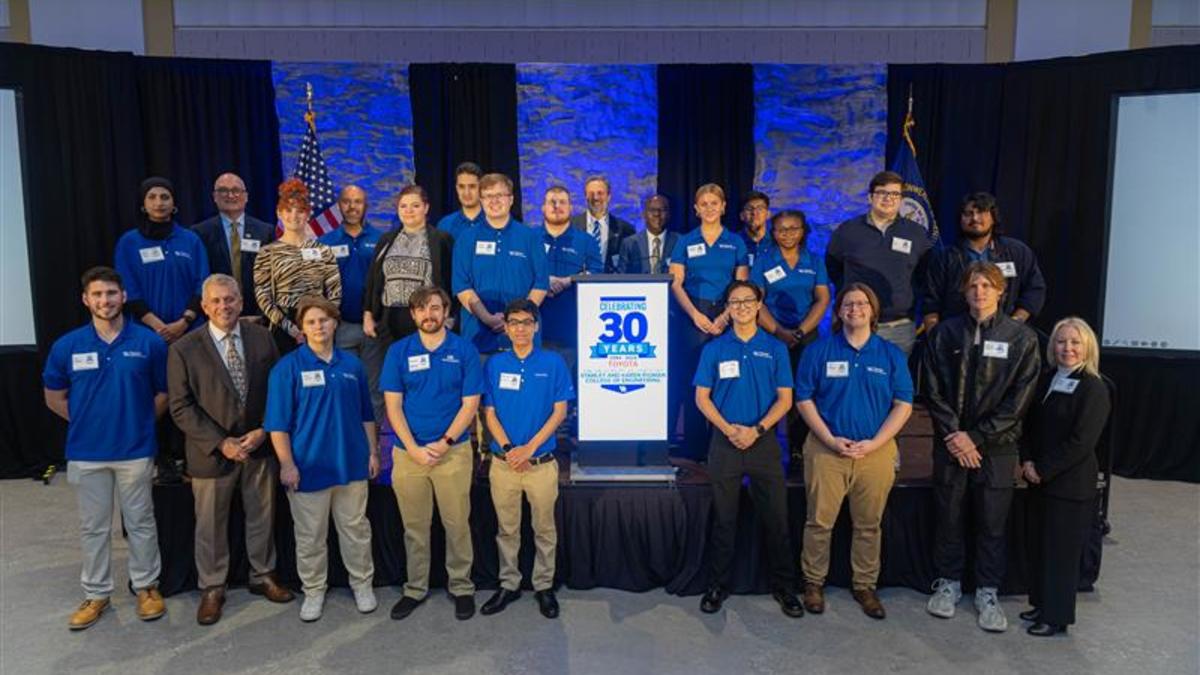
[707,431,794,591]
[783,333,817,455]
[677,299,724,460]
[1027,490,1095,626]
[932,455,1016,589]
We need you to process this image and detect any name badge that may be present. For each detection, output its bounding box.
[407,354,430,372]
[764,266,786,284]
[748,253,756,267]
[332,244,350,258]
[241,238,261,253]
[686,243,707,258]
[997,261,1017,278]
[544,243,551,253]
[139,246,165,263]
[891,237,912,254]
[1052,378,1080,394]
[718,360,740,379]
[982,340,1009,359]
[825,361,850,378]
[476,241,497,256]
[499,373,522,391]
[300,370,326,387]
[300,248,323,261]
[72,352,100,371]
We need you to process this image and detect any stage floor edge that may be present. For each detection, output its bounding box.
[569,461,677,483]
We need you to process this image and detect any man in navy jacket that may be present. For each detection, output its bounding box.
[192,173,275,317]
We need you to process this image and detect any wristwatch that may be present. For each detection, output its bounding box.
[502,443,515,452]
[754,423,766,435]
[443,435,456,446]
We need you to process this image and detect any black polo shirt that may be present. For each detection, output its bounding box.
[825,214,932,321]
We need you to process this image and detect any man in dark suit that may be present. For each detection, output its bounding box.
[618,194,679,275]
[569,174,635,273]
[192,173,275,317]
[168,273,294,626]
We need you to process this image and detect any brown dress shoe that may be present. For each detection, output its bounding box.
[197,587,225,625]
[853,588,886,619]
[136,587,166,621]
[802,583,825,614]
[69,598,110,631]
[248,574,295,603]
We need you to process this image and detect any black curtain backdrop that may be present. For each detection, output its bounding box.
[0,43,282,478]
[409,63,522,222]
[657,64,756,234]
[888,45,1200,483]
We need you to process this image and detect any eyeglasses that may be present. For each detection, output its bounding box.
[743,205,768,213]
[506,319,536,328]
[872,190,902,201]
[726,298,759,309]
[481,193,512,202]
[215,187,245,197]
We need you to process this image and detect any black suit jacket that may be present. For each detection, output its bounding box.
[618,229,679,274]
[569,212,635,273]
[168,320,279,479]
[192,214,276,316]
[1020,370,1112,500]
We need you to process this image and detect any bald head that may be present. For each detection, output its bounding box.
[212,173,248,218]
[338,185,368,229]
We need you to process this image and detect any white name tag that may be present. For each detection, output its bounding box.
[544,243,551,253]
[499,372,522,391]
[300,248,323,261]
[997,261,1017,278]
[687,243,707,258]
[301,370,326,387]
[764,266,786,284]
[72,352,100,371]
[139,246,165,263]
[407,354,430,372]
[332,244,350,258]
[891,237,912,254]
[747,253,756,267]
[825,361,850,378]
[476,241,497,256]
[982,340,1009,359]
[1052,378,1080,394]
[718,360,740,379]
[241,238,261,252]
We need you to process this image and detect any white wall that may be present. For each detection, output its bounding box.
[28,0,144,53]
[1014,0,1133,61]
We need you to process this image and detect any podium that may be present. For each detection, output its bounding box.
[570,274,676,483]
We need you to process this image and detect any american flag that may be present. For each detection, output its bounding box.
[287,112,342,237]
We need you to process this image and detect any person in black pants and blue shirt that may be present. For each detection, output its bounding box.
[1019,317,1110,637]
[695,280,803,618]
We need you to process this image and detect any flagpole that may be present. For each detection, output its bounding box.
[304,81,315,129]
[904,83,917,156]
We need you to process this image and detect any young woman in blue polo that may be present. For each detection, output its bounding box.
[264,295,378,623]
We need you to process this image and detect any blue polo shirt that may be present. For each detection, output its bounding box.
[541,225,603,344]
[825,215,932,321]
[671,227,749,304]
[380,330,484,445]
[43,321,167,462]
[483,348,574,458]
[436,209,485,242]
[114,224,210,326]
[693,328,792,425]
[451,219,550,353]
[794,332,913,441]
[740,229,774,268]
[319,225,381,323]
[750,247,829,328]
[263,345,373,492]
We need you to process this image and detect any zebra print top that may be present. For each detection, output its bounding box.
[252,238,342,337]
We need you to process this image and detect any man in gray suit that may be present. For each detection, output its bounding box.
[168,273,294,625]
[569,174,635,273]
[619,194,679,275]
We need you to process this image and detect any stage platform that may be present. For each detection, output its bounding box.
[152,408,1104,598]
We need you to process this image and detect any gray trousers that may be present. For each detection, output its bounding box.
[337,320,389,424]
[287,480,375,599]
[67,457,161,599]
[876,318,917,355]
[191,455,278,589]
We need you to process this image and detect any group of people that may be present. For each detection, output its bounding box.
[43,166,1109,641]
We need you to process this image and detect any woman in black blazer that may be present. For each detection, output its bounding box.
[362,184,456,348]
[1019,316,1111,636]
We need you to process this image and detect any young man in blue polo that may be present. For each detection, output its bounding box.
[43,266,169,630]
[478,299,574,620]
[694,280,803,618]
[381,286,484,621]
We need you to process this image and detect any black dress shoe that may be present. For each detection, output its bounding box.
[772,589,805,618]
[480,589,521,616]
[700,586,728,614]
[454,594,476,620]
[534,590,559,619]
[1019,608,1042,622]
[1027,622,1067,637]
[390,596,424,620]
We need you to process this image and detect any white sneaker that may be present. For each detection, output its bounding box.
[975,587,1008,633]
[926,578,962,618]
[353,586,377,614]
[300,593,325,622]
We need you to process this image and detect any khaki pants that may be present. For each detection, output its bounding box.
[287,480,374,599]
[68,458,160,599]
[191,455,278,589]
[392,441,475,599]
[801,435,897,590]
[489,457,559,591]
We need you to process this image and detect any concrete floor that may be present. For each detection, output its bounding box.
[1,476,1196,675]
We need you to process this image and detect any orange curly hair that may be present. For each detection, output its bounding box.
[277,177,311,212]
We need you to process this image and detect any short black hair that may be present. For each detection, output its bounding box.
[959,191,1003,232]
[503,298,540,322]
[454,162,482,179]
[81,266,123,291]
[723,279,763,304]
[769,209,809,247]
[742,190,769,207]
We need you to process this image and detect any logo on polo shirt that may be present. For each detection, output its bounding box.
[121,350,148,359]
[752,350,773,359]
[172,250,193,259]
[509,250,527,259]
[442,354,460,364]
[866,366,887,375]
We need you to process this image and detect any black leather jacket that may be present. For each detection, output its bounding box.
[920,312,1041,456]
